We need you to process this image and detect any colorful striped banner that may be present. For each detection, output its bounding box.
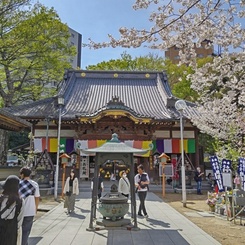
[33,138,196,154]
[156,139,195,154]
[133,140,143,149]
[124,140,133,147]
[97,140,107,147]
[156,139,164,154]
[141,141,152,157]
[183,139,188,153]
[88,140,97,148]
[66,138,75,153]
[34,138,75,153]
[188,139,195,153]
[172,139,179,153]
[60,138,66,153]
[163,139,172,153]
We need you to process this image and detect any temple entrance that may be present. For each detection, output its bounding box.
[100,160,129,181]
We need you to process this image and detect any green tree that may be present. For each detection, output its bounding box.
[87,52,165,71]
[0,1,76,106]
[0,0,76,163]
[8,131,29,149]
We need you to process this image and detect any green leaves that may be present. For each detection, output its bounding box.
[87,52,165,71]
[0,1,75,106]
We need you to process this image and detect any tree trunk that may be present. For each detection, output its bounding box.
[0,129,9,165]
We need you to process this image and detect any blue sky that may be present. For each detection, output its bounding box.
[37,0,163,68]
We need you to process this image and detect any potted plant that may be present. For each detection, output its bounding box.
[206,192,218,212]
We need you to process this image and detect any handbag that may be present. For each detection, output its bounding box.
[66,191,71,196]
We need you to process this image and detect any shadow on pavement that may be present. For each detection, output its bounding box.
[29,237,42,245]
[75,205,91,213]
[144,218,171,228]
[106,228,190,245]
[68,212,86,219]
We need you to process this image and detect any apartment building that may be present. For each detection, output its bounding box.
[165,40,214,64]
[68,27,82,69]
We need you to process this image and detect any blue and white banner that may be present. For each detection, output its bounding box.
[221,159,232,173]
[210,156,224,192]
[238,158,245,190]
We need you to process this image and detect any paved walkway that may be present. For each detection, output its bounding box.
[30,182,221,245]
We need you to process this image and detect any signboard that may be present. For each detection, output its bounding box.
[159,164,173,177]
[222,172,232,188]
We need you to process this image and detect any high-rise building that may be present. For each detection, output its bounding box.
[165,40,214,64]
[68,27,82,69]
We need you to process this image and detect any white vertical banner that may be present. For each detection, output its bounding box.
[34,138,42,152]
[124,140,134,147]
[164,139,172,153]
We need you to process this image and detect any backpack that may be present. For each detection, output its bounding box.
[0,196,22,245]
[139,173,150,190]
[194,172,199,182]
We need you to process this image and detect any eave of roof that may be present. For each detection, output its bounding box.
[0,109,31,131]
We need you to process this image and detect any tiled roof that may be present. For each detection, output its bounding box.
[3,70,198,121]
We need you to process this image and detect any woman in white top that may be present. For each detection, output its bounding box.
[118,171,130,198]
[134,164,150,218]
[63,169,79,214]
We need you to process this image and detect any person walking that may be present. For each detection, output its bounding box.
[134,164,150,218]
[194,167,204,195]
[206,173,213,187]
[19,167,40,245]
[234,173,241,189]
[0,175,24,245]
[63,169,79,214]
[118,170,130,198]
[91,173,104,199]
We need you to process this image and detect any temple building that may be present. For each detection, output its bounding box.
[4,70,199,181]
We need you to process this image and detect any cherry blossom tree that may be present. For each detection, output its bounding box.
[189,53,245,159]
[87,0,245,158]
[88,0,245,63]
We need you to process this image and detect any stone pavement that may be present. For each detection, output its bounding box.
[30,181,221,245]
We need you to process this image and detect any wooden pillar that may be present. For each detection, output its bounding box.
[61,163,66,198]
[162,166,166,198]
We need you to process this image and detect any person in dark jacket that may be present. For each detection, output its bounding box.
[0,175,24,245]
[194,167,204,195]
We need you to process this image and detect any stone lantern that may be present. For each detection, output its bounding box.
[82,133,149,231]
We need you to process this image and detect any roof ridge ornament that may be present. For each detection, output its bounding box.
[107,96,125,108]
[109,133,120,143]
